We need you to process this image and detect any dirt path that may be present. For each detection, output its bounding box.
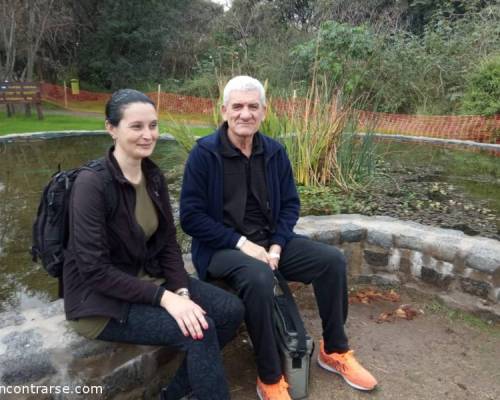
[222,285,500,400]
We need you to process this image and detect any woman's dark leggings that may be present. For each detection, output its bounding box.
[97,277,244,400]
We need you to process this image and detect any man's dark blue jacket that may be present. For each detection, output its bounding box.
[180,124,300,279]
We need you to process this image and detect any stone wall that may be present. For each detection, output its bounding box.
[296,215,500,319]
[1,215,499,399]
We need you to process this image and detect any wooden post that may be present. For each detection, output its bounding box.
[63,80,68,108]
[157,84,161,113]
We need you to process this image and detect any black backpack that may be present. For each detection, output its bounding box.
[31,158,117,278]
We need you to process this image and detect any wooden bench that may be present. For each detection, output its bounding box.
[0,81,43,119]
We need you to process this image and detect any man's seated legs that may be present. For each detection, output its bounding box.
[208,249,283,385]
[279,238,377,391]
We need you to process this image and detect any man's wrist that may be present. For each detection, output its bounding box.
[236,235,247,250]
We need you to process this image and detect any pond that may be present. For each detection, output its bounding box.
[0,134,186,313]
[300,139,500,240]
[0,134,499,314]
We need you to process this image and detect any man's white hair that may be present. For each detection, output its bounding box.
[223,75,266,106]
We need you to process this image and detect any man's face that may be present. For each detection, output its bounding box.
[222,89,266,140]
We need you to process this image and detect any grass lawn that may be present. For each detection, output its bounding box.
[0,111,213,136]
[0,112,105,135]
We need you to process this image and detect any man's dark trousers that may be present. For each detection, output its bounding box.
[207,237,349,384]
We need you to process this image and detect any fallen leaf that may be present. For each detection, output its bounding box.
[349,287,401,304]
[376,312,394,323]
[375,304,422,323]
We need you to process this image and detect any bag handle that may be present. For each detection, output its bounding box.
[274,270,307,357]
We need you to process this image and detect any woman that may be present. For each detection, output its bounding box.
[63,89,244,400]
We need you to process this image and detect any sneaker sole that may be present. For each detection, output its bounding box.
[256,385,265,400]
[257,384,292,400]
[317,356,376,391]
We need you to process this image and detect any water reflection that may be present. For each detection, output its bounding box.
[0,135,186,312]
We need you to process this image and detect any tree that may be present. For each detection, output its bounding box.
[0,0,70,81]
[462,54,500,116]
[75,0,223,89]
[0,0,20,80]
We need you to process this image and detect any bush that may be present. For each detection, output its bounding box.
[462,54,500,116]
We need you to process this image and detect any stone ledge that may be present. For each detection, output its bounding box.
[0,131,175,143]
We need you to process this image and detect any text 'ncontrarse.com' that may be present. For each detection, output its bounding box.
[0,384,104,395]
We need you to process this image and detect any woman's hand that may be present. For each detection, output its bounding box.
[160,291,208,339]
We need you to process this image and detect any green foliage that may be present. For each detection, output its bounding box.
[290,5,500,114]
[164,117,198,154]
[298,186,341,215]
[462,54,500,116]
[337,131,379,188]
[77,0,223,90]
[292,22,377,95]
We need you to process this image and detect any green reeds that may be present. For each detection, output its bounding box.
[164,116,197,154]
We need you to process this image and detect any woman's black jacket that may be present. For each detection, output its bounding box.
[63,147,188,322]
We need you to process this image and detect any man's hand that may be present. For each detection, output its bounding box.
[267,244,282,270]
[240,240,270,264]
[160,291,208,340]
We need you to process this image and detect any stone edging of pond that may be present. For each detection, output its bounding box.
[356,131,500,154]
[296,215,500,310]
[0,130,175,143]
[0,215,498,397]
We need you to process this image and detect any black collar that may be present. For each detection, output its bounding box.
[218,122,264,158]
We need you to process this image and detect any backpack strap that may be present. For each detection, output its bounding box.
[83,158,118,220]
[274,270,308,358]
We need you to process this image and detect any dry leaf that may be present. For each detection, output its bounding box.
[376,304,422,323]
[349,287,401,304]
[376,312,394,323]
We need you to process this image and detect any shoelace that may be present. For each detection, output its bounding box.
[325,349,357,373]
[262,379,289,398]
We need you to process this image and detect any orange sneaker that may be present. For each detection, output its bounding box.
[256,376,291,400]
[317,340,377,391]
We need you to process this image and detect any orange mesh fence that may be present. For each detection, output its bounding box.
[358,111,500,144]
[40,83,500,144]
[42,83,110,103]
[150,91,214,116]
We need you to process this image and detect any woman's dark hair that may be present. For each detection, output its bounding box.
[105,89,156,126]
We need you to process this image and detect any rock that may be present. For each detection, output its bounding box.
[363,250,389,267]
[0,311,26,329]
[366,229,393,249]
[1,352,57,385]
[38,300,64,318]
[459,278,491,299]
[339,224,365,243]
[421,267,454,288]
[371,273,400,286]
[2,329,43,353]
[464,243,500,273]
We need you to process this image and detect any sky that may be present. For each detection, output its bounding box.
[211,0,232,10]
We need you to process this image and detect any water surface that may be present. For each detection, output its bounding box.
[0,134,186,312]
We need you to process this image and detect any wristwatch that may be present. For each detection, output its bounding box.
[175,288,190,298]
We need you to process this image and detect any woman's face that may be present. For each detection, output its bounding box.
[107,102,159,160]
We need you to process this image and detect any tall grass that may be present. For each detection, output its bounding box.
[266,79,379,192]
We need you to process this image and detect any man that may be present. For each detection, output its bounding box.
[180,75,377,400]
